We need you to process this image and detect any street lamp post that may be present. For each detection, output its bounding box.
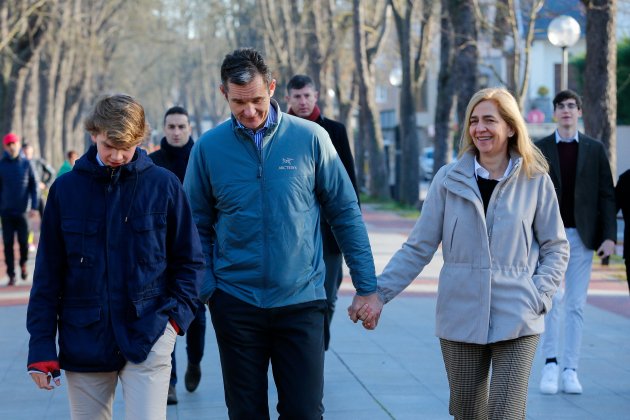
[547,15,581,91]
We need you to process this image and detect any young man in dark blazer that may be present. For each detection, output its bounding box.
[286,74,360,351]
[536,90,617,395]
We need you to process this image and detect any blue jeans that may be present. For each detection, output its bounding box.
[170,302,207,385]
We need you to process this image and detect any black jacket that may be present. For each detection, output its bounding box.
[316,115,359,255]
[536,133,617,250]
[616,169,630,259]
[148,137,194,183]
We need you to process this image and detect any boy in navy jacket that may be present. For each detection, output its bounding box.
[26,94,204,420]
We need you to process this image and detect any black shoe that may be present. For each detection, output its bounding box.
[184,363,201,392]
[7,276,15,286]
[167,384,178,405]
[20,264,27,280]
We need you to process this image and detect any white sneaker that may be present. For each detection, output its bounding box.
[562,369,583,394]
[540,363,559,394]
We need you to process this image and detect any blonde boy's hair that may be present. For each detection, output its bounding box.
[84,94,150,147]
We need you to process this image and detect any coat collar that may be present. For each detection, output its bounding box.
[445,150,523,200]
[74,145,154,180]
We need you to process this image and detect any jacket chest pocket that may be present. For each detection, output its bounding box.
[61,218,100,267]
[130,213,167,265]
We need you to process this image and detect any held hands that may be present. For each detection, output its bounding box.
[596,239,615,259]
[347,293,384,330]
[28,361,61,390]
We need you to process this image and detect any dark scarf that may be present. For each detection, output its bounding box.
[288,105,321,122]
[159,137,194,182]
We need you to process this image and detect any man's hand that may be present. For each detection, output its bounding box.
[348,293,384,330]
[28,361,61,390]
[596,239,615,259]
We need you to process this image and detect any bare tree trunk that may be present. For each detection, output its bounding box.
[582,0,617,176]
[10,60,30,135]
[41,37,62,164]
[353,0,389,199]
[335,62,358,163]
[24,55,41,153]
[450,0,479,128]
[305,1,323,91]
[390,0,434,205]
[0,0,48,133]
[434,2,457,170]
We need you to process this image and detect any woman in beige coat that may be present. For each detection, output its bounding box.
[369,88,569,419]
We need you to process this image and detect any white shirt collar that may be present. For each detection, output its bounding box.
[554,130,579,143]
[474,157,513,181]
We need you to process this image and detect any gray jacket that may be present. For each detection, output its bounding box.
[377,151,569,344]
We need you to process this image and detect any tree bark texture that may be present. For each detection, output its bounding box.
[353,0,389,199]
[434,2,457,171]
[449,0,479,130]
[582,0,617,175]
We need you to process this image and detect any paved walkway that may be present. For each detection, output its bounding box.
[1,205,629,419]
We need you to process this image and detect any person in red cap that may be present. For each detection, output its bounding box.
[0,133,38,285]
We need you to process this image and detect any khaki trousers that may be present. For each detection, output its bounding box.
[65,322,177,420]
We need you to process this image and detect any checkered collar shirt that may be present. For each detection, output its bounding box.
[235,103,277,151]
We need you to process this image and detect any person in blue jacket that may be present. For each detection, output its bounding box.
[0,133,38,285]
[184,48,380,419]
[26,94,204,420]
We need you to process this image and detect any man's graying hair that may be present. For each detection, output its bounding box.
[220,48,273,91]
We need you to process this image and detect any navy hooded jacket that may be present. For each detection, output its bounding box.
[0,151,38,216]
[27,145,204,372]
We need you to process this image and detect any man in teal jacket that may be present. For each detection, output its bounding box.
[184,48,380,419]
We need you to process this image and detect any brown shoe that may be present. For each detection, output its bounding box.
[7,276,16,286]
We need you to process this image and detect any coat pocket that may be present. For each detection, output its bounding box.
[132,288,165,318]
[61,218,100,267]
[58,305,106,365]
[130,213,167,265]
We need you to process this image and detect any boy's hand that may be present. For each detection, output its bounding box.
[28,361,61,390]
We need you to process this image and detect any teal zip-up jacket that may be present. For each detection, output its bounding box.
[184,102,376,307]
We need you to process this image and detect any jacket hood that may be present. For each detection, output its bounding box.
[74,145,155,180]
